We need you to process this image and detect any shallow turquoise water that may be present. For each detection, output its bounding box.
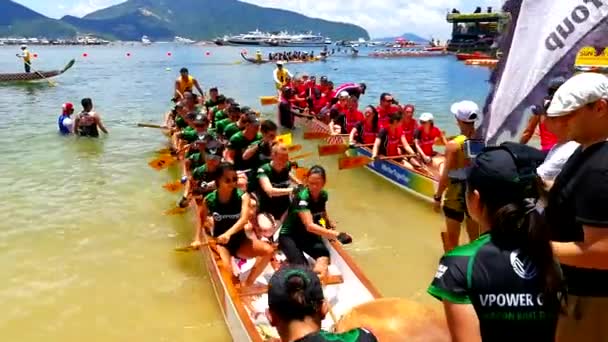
[0,44,491,341]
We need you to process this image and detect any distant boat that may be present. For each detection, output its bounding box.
[220,30,272,46]
[267,32,330,47]
[174,36,195,44]
[141,35,152,45]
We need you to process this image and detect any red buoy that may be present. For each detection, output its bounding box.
[205,51,211,56]
[242,50,247,55]
[167,52,172,56]
[83,53,88,57]
[126,52,131,57]
[33,53,38,58]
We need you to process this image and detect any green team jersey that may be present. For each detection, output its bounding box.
[214,109,227,123]
[216,118,235,136]
[223,122,243,140]
[191,164,217,197]
[205,99,220,110]
[187,152,205,170]
[180,127,200,143]
[228,131,262,171]
[294,328,377,342]
[175,115,188,129]
[280,188,328,236]
[256,161,293,217]
[204,189,244,237]
[428,233,560,341]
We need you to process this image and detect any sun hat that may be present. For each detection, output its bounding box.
[419,112,434,122]
[546,72,608,117]
[450,100,480,123]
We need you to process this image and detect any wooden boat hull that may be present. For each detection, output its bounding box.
[0,59,75,82]
[168,123,381,341]
[241,53,327,65]
[456,53,492,61]
[352,147,438,203]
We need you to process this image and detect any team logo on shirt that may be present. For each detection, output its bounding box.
[212,212,240,221]
[510,250,538,280]
[299,200,308,207]
[434,264,448,279]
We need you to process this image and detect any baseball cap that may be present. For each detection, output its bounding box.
[419,112,434,122]
[546,72,608,117]
[193,114,209,126]
[268,265,325,316]
[205,140,224,160]
[62,102,74,113]
[339,91,350,99]
[450,100,480,123]
[449,142,546,201]
[276,61,285,66]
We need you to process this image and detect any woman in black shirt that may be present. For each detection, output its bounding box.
[428,143,562,341]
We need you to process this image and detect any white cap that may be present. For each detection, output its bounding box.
[546,72,608,117]
[450,100,480,123]
[339,91,350,98]
[20,44,27,49]
[276,61,285,66]
[419,112,434,122]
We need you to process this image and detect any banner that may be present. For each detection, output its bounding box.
[480,0,608,143]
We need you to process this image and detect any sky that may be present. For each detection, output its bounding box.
[13,0,504,39]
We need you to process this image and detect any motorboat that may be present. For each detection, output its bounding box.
[141,35,152,45]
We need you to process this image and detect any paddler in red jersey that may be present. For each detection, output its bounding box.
[318,76,331,95]
[332,82,367,100]
[413,112,447,175]
[400,104,418,145]
[371,113,421,169]
[376,93,401,127]
[309,87,328,115]
[346,95,364,131]
[349,105,380,145]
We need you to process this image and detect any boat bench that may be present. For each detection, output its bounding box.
[238,274,344,297]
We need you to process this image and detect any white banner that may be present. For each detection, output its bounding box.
[484,0,608,142]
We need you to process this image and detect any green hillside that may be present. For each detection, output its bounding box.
[84,0,369,40]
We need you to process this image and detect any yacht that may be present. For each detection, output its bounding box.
[267,32,330,47]
[222,30,271,46]
[141,35,152,45]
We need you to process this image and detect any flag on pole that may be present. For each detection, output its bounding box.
[480,0,608,143]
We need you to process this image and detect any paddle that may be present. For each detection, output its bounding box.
[260,96,279,106]
[138,123,168,129]
[294,167,309,180]
[290,152,314,161]
[174,240,214,252]
[338,154,416,170]
[303,131,350,140]
[149,154,176,171]
[276,133,293,146]
[318,143,373,157]
[16,56,57,87]
[162,180,184,193]
[164,206,188,215]
[287,144,303,153]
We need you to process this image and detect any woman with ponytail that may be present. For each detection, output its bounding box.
[267,265,377,342]
[427,142,563,342]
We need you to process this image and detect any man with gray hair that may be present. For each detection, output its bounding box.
[544,72,608,341]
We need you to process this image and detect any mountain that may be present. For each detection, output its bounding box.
[0,0,76,38]
[375,33,428,43]
[81,0,369,40]
[61,12,173,41]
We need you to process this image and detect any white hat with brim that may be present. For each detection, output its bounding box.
[546,72,608,117]
[21,45,27,49]
[276,61,285,66]
[419,112,434,122]
[451,100,480,123]
[339,91,350,98]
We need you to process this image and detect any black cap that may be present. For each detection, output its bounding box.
[185,112,197,121]
[449,142,545,201]
[193,114,209,126]
[244,113,260,125]
[320,76,328,82]
[268,265,324,314]
[205,140,224,159]
[180,67,188,73]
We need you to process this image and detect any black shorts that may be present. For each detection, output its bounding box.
[442,206,470,223]
[223,230,248,256]
[279,234,330,265]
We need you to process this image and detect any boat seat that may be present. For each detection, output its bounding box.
[238,274,344,297]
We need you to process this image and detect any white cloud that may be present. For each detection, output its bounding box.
[65,0,124,17]
[241,0,504,39]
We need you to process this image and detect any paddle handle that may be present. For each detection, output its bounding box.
[380,154,417,160]
[138,123,168,129]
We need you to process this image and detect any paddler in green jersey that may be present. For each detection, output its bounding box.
[191,163,274,287]
[190,141,223,198]
[214,105,241,139]
[204,87,220,113]
[226,113,262,171]
[208,94,227,127]
[220,105,244,140]
[268,265,378,342]
[279,166,352,279]
[179,114,209,144]
[255,143,300,239]
[243,119,278,172]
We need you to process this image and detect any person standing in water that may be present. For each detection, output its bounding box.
[73,98,108,138]
[58,102,74,135]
